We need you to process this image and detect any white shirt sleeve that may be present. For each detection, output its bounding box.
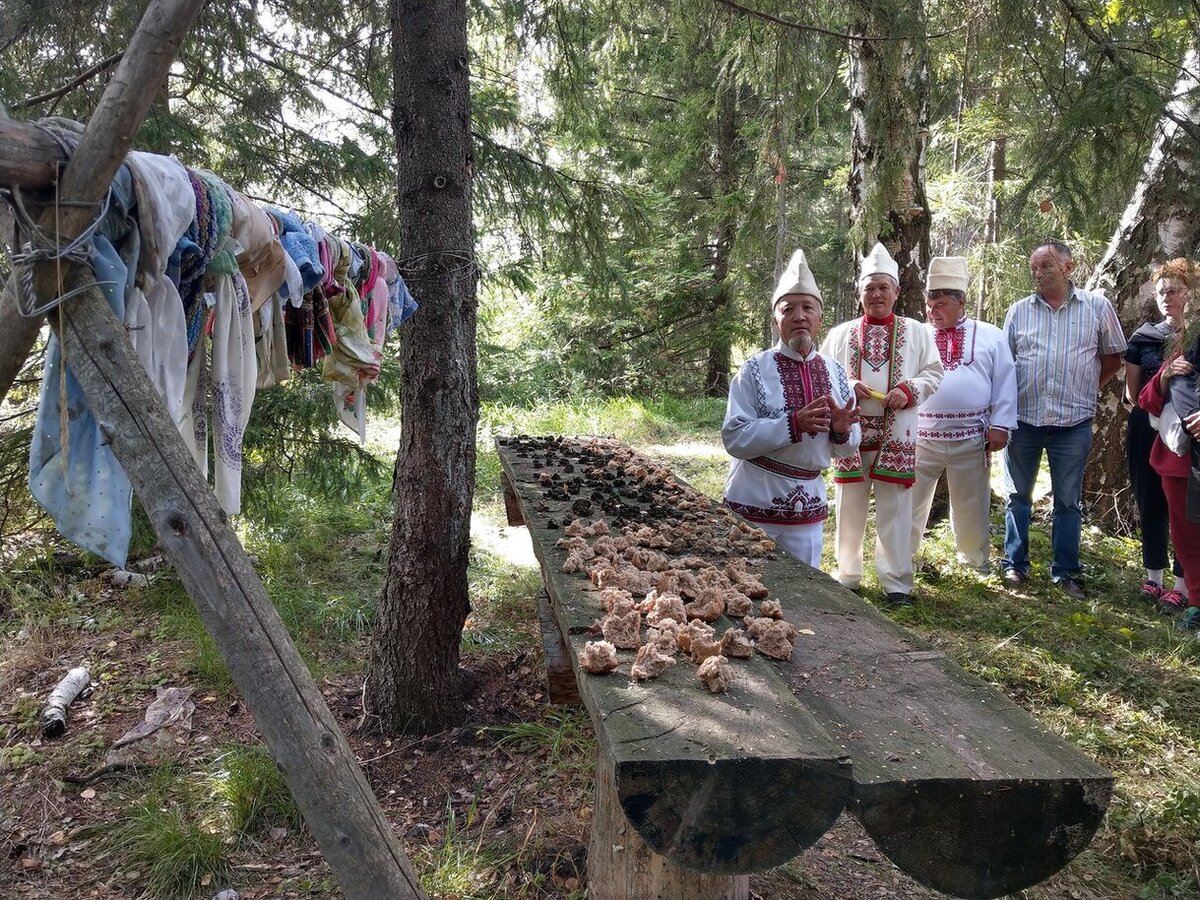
[721,359,797,460]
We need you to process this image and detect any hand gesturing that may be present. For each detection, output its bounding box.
[793,397,832,435]
[829,393,860,434]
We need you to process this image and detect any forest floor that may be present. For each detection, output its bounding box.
[2,396,1199,899]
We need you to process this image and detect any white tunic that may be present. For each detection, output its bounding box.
[820,314,943,485]
[918,317,1017,440]
[722,343,861,527]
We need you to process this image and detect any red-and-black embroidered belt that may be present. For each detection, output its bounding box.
[748,457,822,480]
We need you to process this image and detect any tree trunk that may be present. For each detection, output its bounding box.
[367,0,478,735]
[847,0,931,320]
[979,104,1006,322]
[1083,47,1200,533]
[705,81,738,397]
[765,113,787,350]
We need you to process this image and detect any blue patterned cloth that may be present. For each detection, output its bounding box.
[265,206,324,295]
[29,167,139,566]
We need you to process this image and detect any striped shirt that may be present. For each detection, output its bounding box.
[1002,286,1127,427]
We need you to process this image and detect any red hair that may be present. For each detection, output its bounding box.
[1152,257,1200,289]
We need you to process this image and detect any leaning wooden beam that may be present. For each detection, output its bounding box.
[0,114,55,408]
[5,0,429,896]
[0,0,196,406]
[55,277,429,899]
[0,279,42,410]
[771,565,1113,900]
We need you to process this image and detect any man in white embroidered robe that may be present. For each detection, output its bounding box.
[722,249,861,568]
[910,256,1017,574]
[821,242,943,605]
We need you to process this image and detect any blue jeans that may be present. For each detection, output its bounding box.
[1002,419,1093,581]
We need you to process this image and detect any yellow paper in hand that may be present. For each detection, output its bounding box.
[866,388,888,402]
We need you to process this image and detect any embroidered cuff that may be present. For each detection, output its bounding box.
[898,382,916,408]
[787,409,803,443]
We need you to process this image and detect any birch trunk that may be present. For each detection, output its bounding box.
[847,0,931,319]
[1084,48,1200,532]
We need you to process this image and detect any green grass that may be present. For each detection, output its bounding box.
[101,766,231,899]
[482,707,595,770]
[138,576,234,693]
[209,743,302,836]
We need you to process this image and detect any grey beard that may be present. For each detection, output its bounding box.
[786,335,814,355]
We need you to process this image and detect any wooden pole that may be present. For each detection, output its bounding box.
[2,0,430,895]
[0,119,66,189]
[0,280,42,409]
[0,110,56,409]
[55,278,428,899]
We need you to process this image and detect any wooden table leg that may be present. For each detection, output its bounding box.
[501,470,525,526]
[537,588,582,706]
[587,742,749,900]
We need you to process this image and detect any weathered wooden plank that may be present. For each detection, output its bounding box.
[764,562,1113,900]
[496,440,851,876]
[58,288,429,900]
[536,588,582,705]
[0,279,43,409]
[498,434,1112,898]
[0,116,53,408]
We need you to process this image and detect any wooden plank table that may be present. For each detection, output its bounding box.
[764,563,1113,899]
[497,436,852,899]
[497,435,1112,900]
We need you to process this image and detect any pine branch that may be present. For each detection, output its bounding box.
[12,52,124,110]
[1057,0,1200,143]
[1058,0,1129,73]
[246,49,385,120]
[473,131,618,192]
[711,0,956,41]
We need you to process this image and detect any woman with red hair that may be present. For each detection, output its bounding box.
[1138,257,1200,633]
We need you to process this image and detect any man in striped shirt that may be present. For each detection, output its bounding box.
[1000,241,1127,598]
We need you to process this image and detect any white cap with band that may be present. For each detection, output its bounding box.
[927,255,969,293]
[773,248,822,305]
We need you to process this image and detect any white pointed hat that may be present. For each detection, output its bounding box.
[859,241,899,284]
[772,248,822,305]
[927,256,969,292]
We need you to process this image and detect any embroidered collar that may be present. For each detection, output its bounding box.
[864,313,895,326]
[774,340,818,363]
[935,318,976,370]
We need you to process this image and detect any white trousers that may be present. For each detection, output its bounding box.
[911,435,992,570]
[757,520,825,570]
[834,450,914,594]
